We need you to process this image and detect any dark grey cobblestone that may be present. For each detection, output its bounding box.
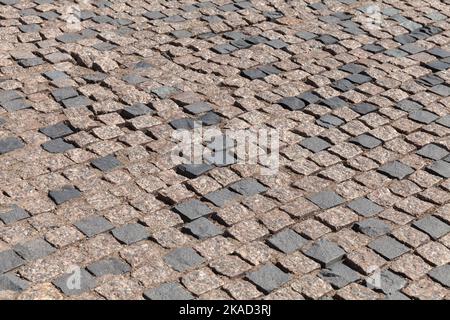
[164,248,205,272]
[112,223,149,245]
[144,282,194,300]
[91,155,121,172]
[52,269,96,296]
[320,263,360,289]
[0,274,29,292]
[378,161,414,179]
[376,270,407,294]
[87,258,131,277]
[427,160,450,178]
[354,218,391,238]
[369,236,409,260]
[429,265,450,288]
[0,250,25,274]
[42,138,75,153]
[0,205,30,225]
[48,186,81,205]
[246,263,291,293]
[184,217,222,239]
[229,179,267,197]
[304,239,345,267]
[347,198,383,217]
[74,216,114,237]
[0,137,24,154]
[413,216,450,240]
[307,191,344,210]
[13,239,55,261]
[267,229,308,254]
[174,200,213,221]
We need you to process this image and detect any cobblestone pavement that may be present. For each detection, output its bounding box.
[1,0,450,300]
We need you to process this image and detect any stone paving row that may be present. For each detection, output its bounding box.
[0,0,450,300]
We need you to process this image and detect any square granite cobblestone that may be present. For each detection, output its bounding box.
[0,250,25,274]
[429,265,450,288]
[91,154,121,172]
[378,161,414,179]
[74,216,114,237]
[1,0,450,301]
[354,218,391,237]
[307,191,345,210]
[369,236,409,260]
[164,247,205,272]
[0,137,24,154]
[0,205,30,225]
[427,160,450,178]
[413,216,450,240]
[416,144,449,160]
[304,239,346,267]
[174,200,214,221]
[87,258,131,277]
[112,223,149,245]
[347,198,383,217]
[229,179,268,196]
[39,123,74,139]
[13,239,55,261]
[267,229,308,254]
[184,217,223,239]
[52,269,96,296]
[0,274,29,292]
[48,186,81,205]
[144,282,194,300]
[246,263,292,293]
[319,262,360,289]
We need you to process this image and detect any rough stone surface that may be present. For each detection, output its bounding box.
[48,186,81,205]
[429,265,450,288]
[413,216,450,240]
[87,258,131,277]
[354,218,391,237]
[304,239,346,267]
[52,269,96,296]
[229,179,268,196]
[112,223,149,245]
[319,262,361,289]
[369,236,410,260]
[74,216,114,237]
[13,239,55,261]
[0,205,30,225]
[0,274,29,292]
[347,198,383,217]
[144,282,194,300]
[1,0,450,300]
[0,137,24,154]
[378,161,414,179]
[267,229,308,253]
[164,247,205,272]
[91,155,121,172]
[0,250,25,274]
[184,217,223,239]
[246,263,292,293]
[307,191,345,209]
[174,200,213,221]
